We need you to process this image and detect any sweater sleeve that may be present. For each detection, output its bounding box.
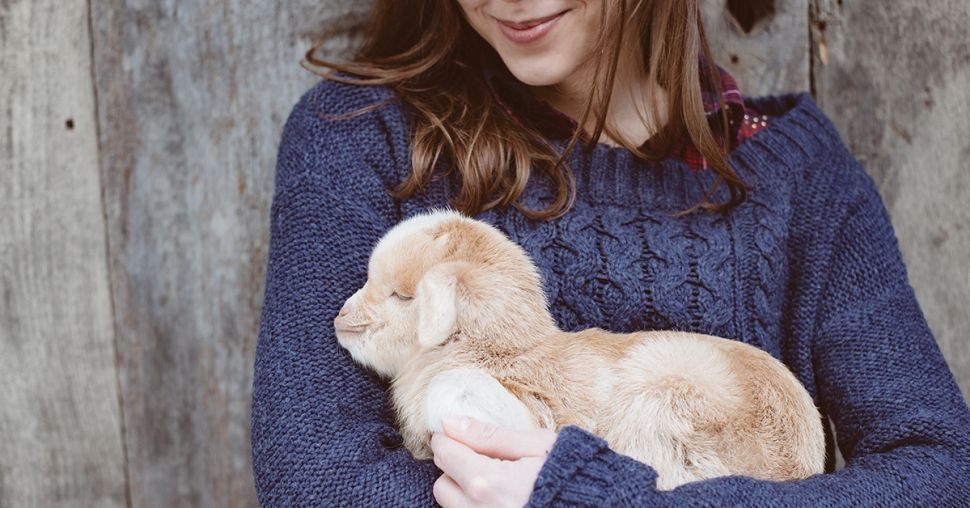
[250,83,438,506]
[527,161,970,506]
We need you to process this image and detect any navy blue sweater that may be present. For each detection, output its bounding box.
[250,79,970,506]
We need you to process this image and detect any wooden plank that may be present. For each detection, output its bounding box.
[703,0,811,96]
[0,1,128,507]
[89,1,368,505]
[811,0,970,403]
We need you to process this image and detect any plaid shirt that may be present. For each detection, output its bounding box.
[683,62,768,170]
[485,62,766,171]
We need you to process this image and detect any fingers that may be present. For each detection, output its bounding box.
[431,430,550,508]
[431,432,488,491]
[432,474,466,508]
[442,415,557,460]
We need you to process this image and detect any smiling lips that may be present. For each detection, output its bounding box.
[496,10,568,44]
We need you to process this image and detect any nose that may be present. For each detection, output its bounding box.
[333,312,350,333]
[338,304,349,317]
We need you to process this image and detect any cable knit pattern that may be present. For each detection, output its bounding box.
[250,80,970,506]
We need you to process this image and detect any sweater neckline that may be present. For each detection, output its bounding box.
[483,62,768,172]
[575,93,837,167]
[537,93,843,211]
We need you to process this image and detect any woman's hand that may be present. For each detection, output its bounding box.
[430,416,558,508]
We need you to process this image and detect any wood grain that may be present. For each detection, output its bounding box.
[0,0,127,507]
[88,0,365,505]
[811,0,970,402]
[703,0,811,96]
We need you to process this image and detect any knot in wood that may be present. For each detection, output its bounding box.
[727,0,775,33]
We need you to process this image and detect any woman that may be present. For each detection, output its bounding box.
[251,0,970,506]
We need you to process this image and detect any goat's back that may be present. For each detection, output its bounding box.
[581,330,825,488]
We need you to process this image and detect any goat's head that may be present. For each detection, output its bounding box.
[334,210,555,378]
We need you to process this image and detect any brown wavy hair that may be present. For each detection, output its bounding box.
[306,0,748,219]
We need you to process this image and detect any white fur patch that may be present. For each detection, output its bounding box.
[424,368,536,433]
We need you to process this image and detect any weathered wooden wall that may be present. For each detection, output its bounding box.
[0,0,966,506]
[88,1,368,505]
[0,1,127,506]
[703,0,810,95]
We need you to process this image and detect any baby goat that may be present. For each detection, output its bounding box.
[334,210,825,489]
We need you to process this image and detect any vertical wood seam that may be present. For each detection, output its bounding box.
[85,0,133,505]
[805,0,818,101]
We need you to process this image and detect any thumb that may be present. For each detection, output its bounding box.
[441,415,557,460]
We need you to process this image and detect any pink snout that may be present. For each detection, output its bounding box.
[334,304,356,333]
[334,292,368,335]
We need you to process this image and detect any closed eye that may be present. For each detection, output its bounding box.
[391,291,413,302]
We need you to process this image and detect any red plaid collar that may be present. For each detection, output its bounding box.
[484,62,766,171]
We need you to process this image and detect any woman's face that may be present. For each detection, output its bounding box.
[455,1,604,89]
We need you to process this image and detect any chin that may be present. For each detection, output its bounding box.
[504,60,572,87]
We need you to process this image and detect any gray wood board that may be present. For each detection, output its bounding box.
[0,0,127,507]
[88,0,366,505]
[703,0,811,96]
[811,0,970,402]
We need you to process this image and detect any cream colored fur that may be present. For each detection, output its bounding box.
[334,210,825,489]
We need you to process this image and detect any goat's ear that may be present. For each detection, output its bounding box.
[415,263,463,349]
